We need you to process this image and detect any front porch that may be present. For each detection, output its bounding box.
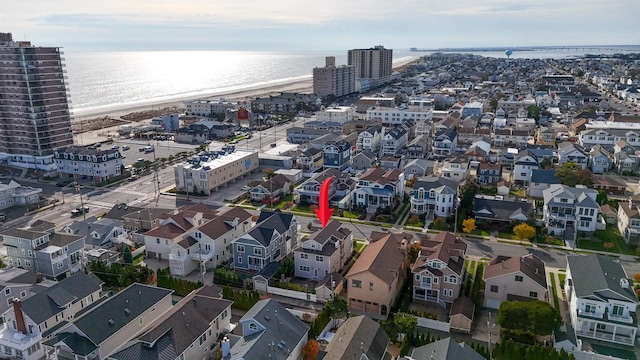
[413,287,447,308]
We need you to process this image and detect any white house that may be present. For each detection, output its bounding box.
[542,184,600,238]
[565,255,639,347]
[558,142,588,170]
[356,125,384,152]
[513,150,539,186]
[316,106,355,124]
[380,126,408,157]
[352,168,405,210]
[410,176,459,217]
[294,220,353,281]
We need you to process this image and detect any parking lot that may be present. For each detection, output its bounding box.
[88,138,201,167]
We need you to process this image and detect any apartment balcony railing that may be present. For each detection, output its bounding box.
[575,329,633,345]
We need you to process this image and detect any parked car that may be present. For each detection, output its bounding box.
[70,207,89,217]
[241,185,251,191]
[139,147,146,152]
[122,145,130,151]
[111,145,119,150]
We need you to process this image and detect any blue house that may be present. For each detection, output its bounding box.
[323,141,351,171]
[233,211,300,271]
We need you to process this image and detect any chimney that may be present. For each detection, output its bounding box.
[12,299,27,335]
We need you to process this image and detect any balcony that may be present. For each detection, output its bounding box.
[0,324,41,350]
[575,329,634,345]
[190,249,215,262]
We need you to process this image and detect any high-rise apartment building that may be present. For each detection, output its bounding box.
[347,45,393,91]
[312,56,356,98]
[0,32,74,174]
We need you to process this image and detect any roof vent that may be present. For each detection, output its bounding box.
[620,278,629,289]
[264,315,270,321]
[108,319,115,327]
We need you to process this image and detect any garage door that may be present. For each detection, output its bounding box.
[485,299,500,309]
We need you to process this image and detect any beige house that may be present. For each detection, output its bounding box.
[43,284,173,359]
[411,232,467,306]
[483,254,547,309]
[346,232,409,319]
[618,201,640,244]
[108,286,233,360]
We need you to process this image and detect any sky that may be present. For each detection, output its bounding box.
[2,0,639,52]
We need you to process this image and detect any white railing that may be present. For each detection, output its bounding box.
[575,329,633,345]
[607,313,633,324]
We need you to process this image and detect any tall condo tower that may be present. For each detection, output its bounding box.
[312,56,356,98]
[347,45,393,91]
[0,32,74,174]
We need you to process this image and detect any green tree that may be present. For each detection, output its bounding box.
[123,245,133,264]
[431,217,447,230]
[596,190,608,205]
[555,162,580,186]
[540,157,553,169]
[527,105,541,120]
[324,297,348,322]
[497,300,561,337]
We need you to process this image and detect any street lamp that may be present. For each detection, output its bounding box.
[75,182,86,220]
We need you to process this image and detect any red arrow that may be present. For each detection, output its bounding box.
[314,176,334,228]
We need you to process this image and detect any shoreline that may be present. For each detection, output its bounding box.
[72,56,421,120]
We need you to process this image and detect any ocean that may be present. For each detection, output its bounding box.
[65,50,417,116]
[64,47,640,117]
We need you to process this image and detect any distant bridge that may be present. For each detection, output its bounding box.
[410,46,640,53]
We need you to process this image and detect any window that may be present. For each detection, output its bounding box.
[300,253,308,260]
[529,291,538,298]
[444,275,457,284]
[415,274,420,281]
[515,275,523,282]
[237,257,242,264]
[237,245,245,253]
[352,280,362,288]
[199,333,206,346]
[490,285,499,293]
[369,282,373,290]
[433,277,438,284]
[612,305,624,316]
[315,256,323,262]
[254,248,262,256]
[443,289,453,297]
[6,298,13,306]
[20,291,26,298]
[596,323,606,330]
[4,288,9,296]
[585,304,596,314]
[299,265,310,272]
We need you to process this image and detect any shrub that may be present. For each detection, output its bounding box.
[156,268,203,296]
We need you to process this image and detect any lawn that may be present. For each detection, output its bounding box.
[498,231,519,240]
[549,273,560,310]
[470,229,491,237]
[340,210,361,219]
[579,225,635,255]
[406,217,425,227]
[354,241,367,253]
[558,273,566,288]
[541,236,565,246]
[510,189,526,197]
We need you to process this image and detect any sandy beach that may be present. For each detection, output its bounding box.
[72,56,421,120]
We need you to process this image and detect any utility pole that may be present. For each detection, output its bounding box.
[75,182,86,220]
